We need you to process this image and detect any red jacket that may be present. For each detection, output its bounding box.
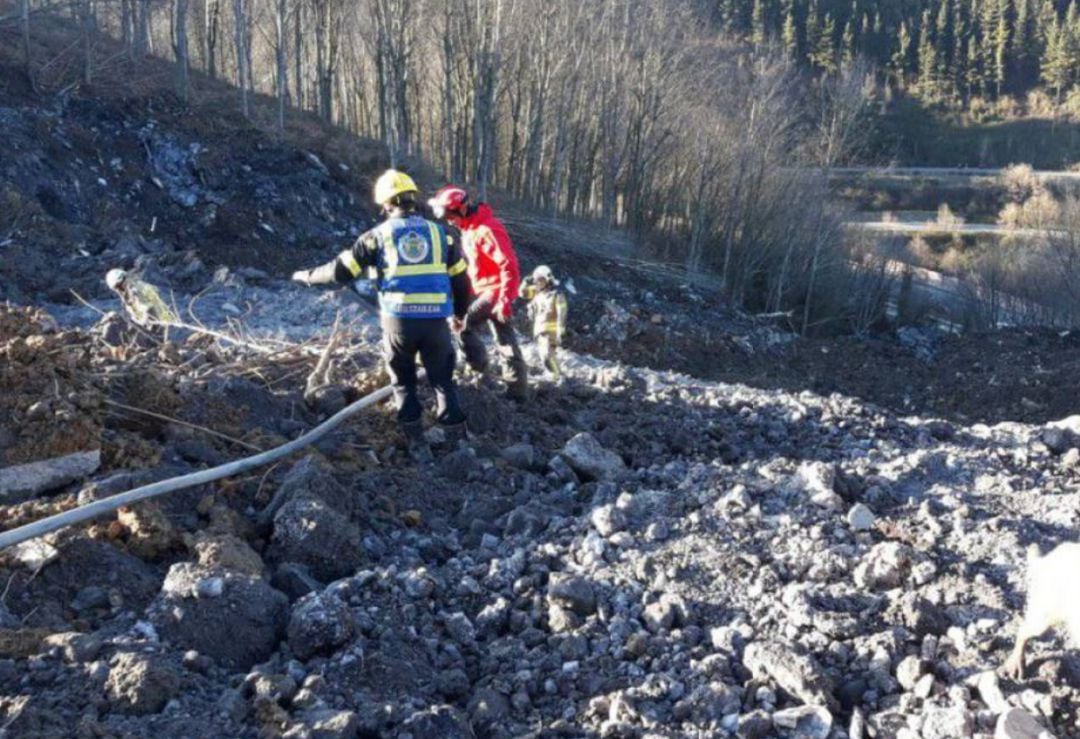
[458,204,521,318]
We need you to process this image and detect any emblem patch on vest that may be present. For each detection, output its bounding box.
[397,232,430,264]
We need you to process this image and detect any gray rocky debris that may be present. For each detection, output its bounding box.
[560,432,626,481]
[148,562,288,668]
[271,495,364,582]
[287,590,355,660]
[104,652,180,715]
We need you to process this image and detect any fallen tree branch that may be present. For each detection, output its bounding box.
[0,380,400,550]
[104,400,263,453]
[305,312,341,396]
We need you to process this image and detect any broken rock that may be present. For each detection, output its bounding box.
[0,450,101,503]
[772,705,833,739]
[560,433,626,481]
[283,708,360,739]
[271,495,364,582]
[191,531,265,577]
[105,652,180,715]
[743,641,835,708]
[995,707,1053,739]
[786,461,841,509]
[854,542,913,590]
[287,590,355,661]
[400,704,476,739]
[148,562,288,668]
[547,574,597,617]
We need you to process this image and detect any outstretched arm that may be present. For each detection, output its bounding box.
[292,232,377,286]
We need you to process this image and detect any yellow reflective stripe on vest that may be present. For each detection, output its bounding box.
[339,249,363,278]
[448,259,467,277]
[390,263,450,277]
[381,292,449,304]
[427,223,443,265]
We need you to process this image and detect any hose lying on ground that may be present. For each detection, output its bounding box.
[0,383,397,551]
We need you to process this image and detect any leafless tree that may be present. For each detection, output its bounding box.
[20,0,32,82]
[232,0,251,116]
[172,0,191,100]
[33,0,885,330]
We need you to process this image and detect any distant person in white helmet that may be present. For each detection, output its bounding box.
[520,265,568,380]
[104,268,177,327]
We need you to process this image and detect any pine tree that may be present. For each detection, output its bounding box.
[979,0,999,95]
[782,0,799,59]
[842,17,857,66]
[1013,0,1033,89]
[1066,1,1080,90]
[992,0,1011,97]
[892,21,913,88]
[937,0,954,69]
[809,9,838,73]
[805,0,821,65]
[967,34,982,98]
[953,0,970,92]
[752,0,768,48]
[918,9,942,99]
[1041,14,1069,98]
[873,11,884,63]
[1037,0,1056,46]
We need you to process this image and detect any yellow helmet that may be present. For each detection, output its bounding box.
[373,169,419,206]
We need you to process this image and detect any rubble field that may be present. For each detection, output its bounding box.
[1,288,1080,738]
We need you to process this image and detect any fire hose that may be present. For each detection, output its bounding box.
[0,383,398,551]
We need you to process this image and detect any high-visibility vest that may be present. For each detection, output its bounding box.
[358,216,456,319]
[524,285,567,339]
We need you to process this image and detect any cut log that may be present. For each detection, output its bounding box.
[0,450,102,503]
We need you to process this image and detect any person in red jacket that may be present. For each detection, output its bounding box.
[429,185,528,400]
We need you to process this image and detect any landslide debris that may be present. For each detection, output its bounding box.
[0,318,1076,737]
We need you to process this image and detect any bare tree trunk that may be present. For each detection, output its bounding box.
[233,0,249,116]
[473,0,506,202]
[313,0,342,122]
[172,0,191,100]
[80,0,94,84]
[203,0,219,78]
[440,2,456,178]
[293,0,304,109]
[134,0,151,57]
[20,0,32,83]
[121,0,133,58]
[274,0,289,133]
[801,206,827,336]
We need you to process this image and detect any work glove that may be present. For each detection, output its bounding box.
[291,270,311,286]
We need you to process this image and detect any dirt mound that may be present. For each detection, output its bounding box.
[0,305,103,465]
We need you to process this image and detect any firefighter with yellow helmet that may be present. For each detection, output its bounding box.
[292,169,472,462]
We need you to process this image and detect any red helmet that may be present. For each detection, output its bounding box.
[429,185,469,219]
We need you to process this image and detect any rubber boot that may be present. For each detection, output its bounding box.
[442,421,469,451]
[401,420,434,464]
[504,355,529,402]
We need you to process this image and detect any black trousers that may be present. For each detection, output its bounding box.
[460,297,527,387]
[381,316,465,426]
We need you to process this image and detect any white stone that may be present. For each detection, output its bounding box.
[847,503,876,531]
[772,705,832,739]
